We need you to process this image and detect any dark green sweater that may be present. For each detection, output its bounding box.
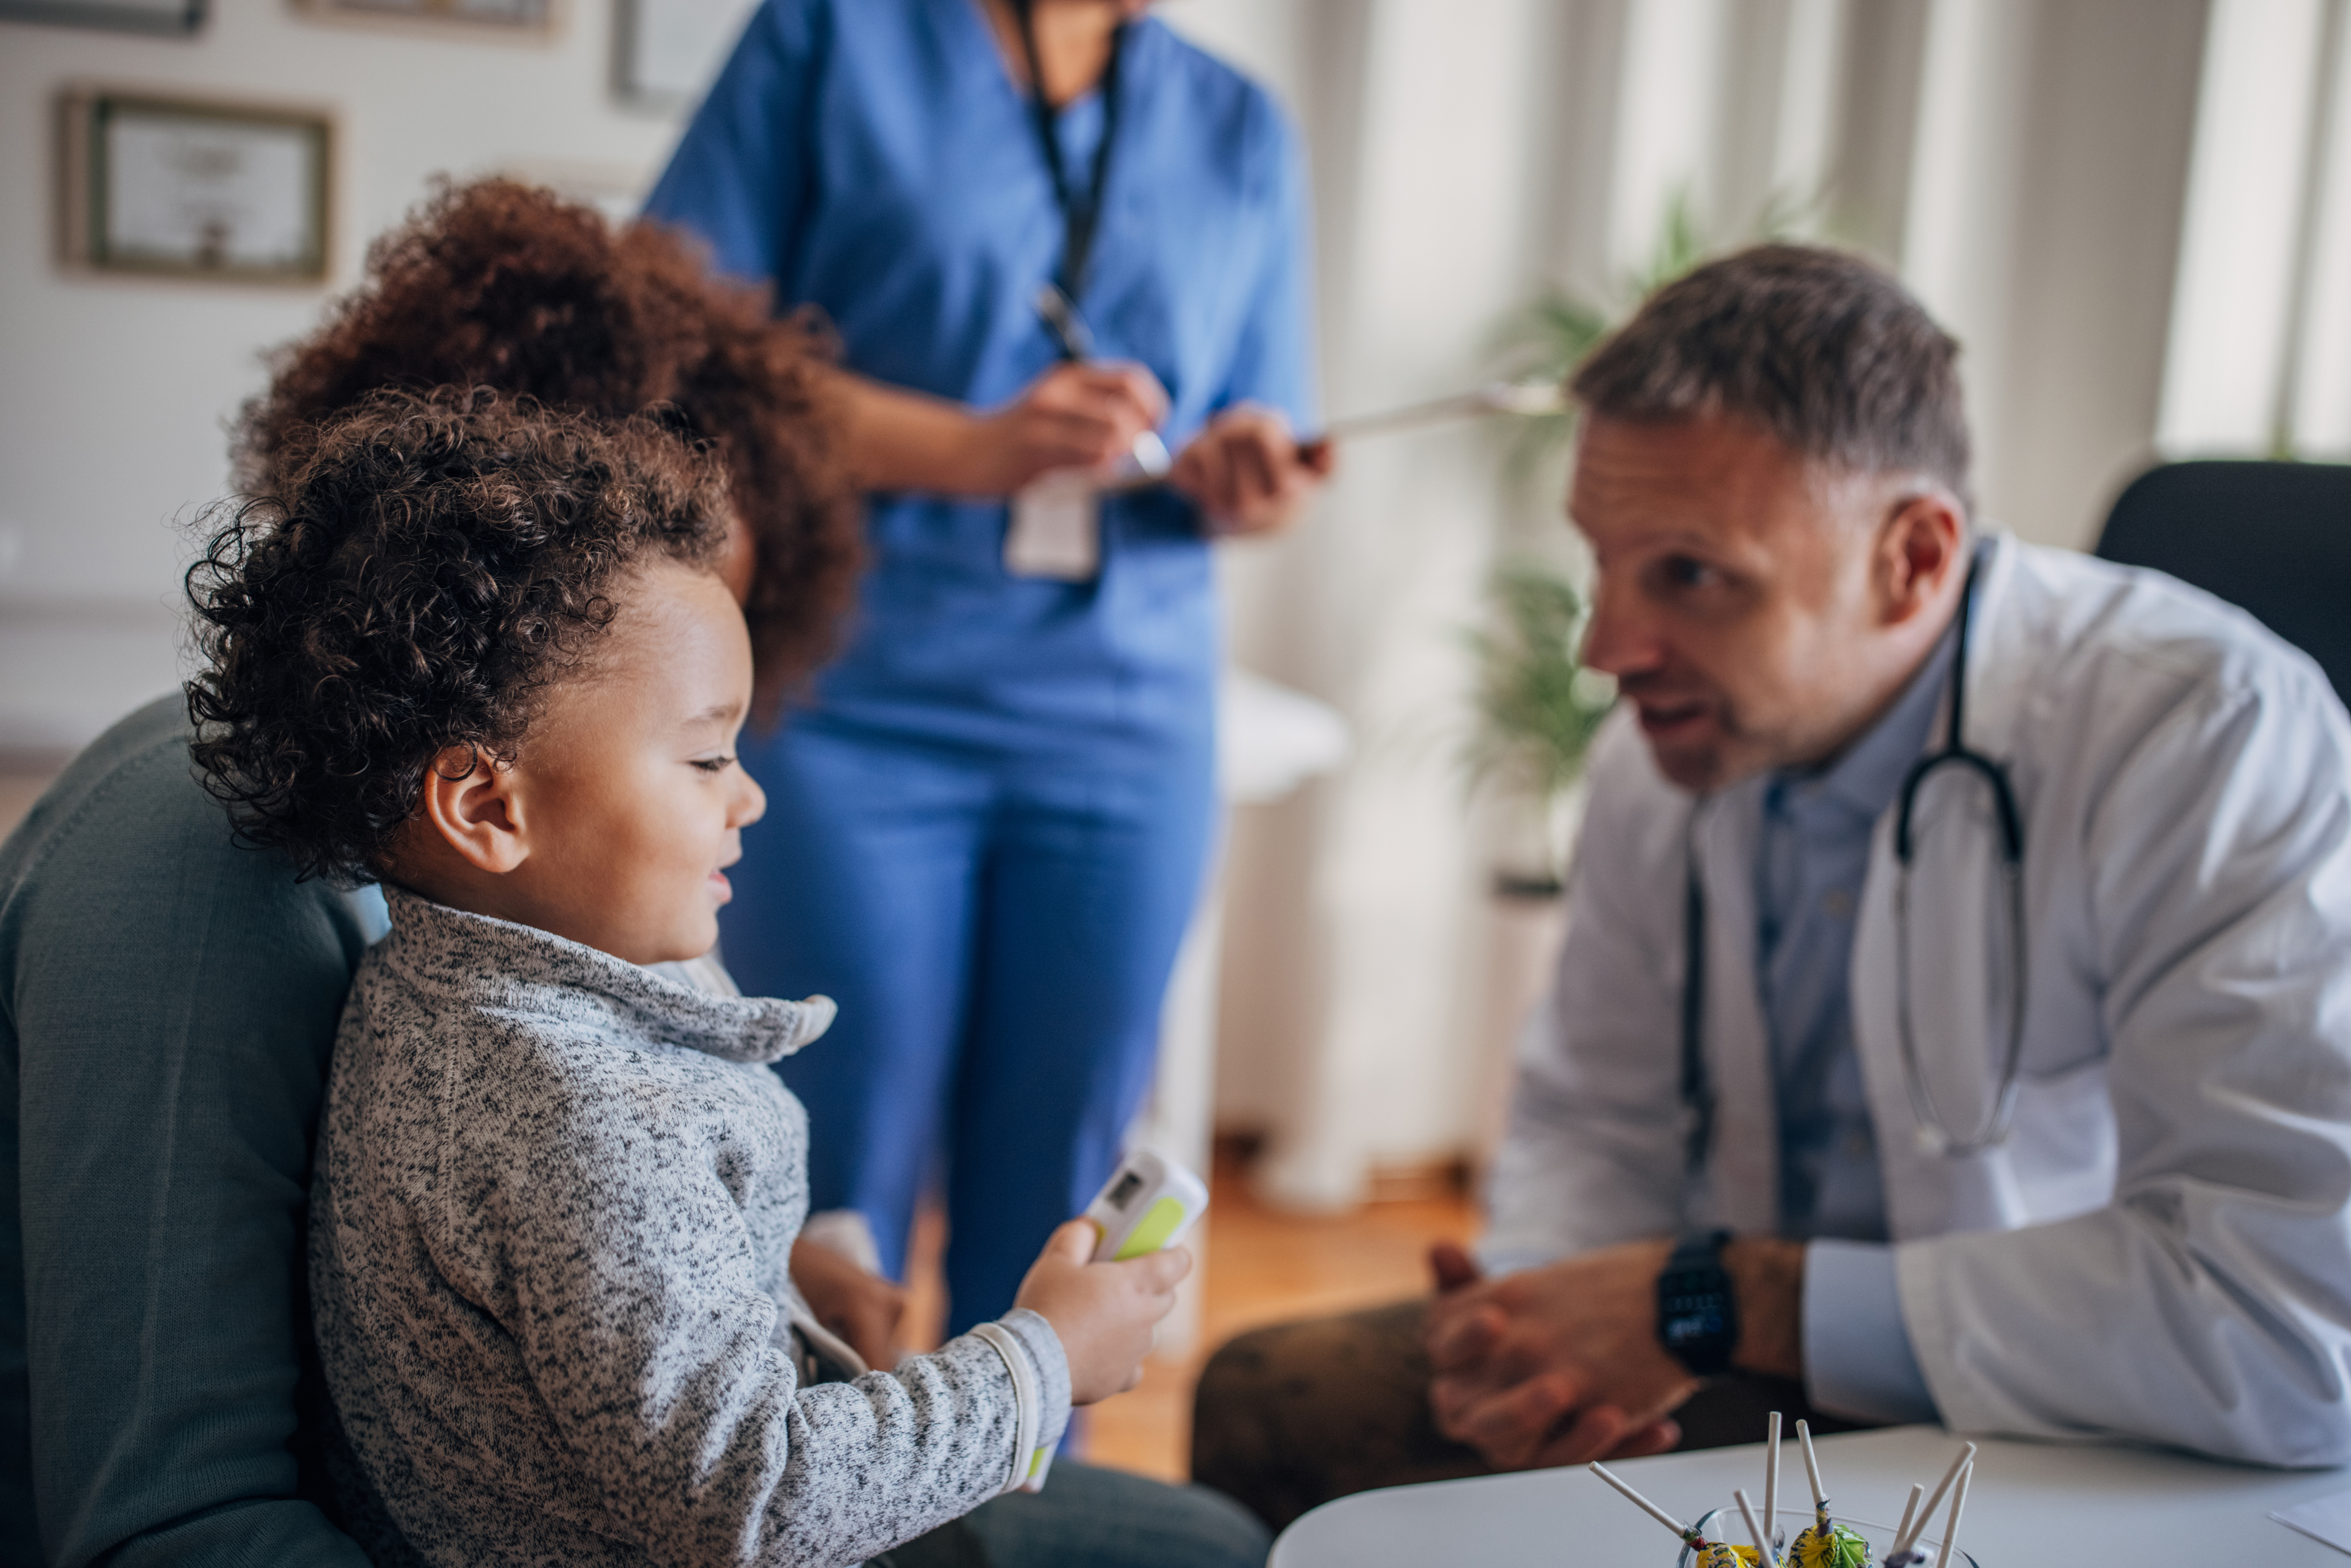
[0,696,381,1568]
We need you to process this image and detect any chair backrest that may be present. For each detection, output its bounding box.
[2094,459,2351,702]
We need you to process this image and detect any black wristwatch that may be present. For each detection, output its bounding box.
[1656,1229,1739,1376]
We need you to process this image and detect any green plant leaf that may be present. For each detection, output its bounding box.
[1464,561,1616,809]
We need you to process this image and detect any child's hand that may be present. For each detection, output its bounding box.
[1012,1218,1190,1404]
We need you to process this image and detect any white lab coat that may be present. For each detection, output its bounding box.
[1486,535,2351,1466]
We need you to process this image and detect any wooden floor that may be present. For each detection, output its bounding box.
[902,1148,1480,1482]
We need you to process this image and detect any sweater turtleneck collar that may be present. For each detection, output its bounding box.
[374,886,835,1065]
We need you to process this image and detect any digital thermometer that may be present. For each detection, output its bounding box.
[1084,1148,1208,1262]
[1014,1150,1209,1495]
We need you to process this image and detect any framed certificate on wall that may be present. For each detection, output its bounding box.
[296,0,553,34]
[0,0,204,35]
[59,90,332,285]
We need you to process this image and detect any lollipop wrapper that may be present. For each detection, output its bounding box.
[1790,1523,1870,1568]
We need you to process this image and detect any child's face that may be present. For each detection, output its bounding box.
[466,560,766,965]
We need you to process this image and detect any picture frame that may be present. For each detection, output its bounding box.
[58,88,333,286]
[294,0,554,37]
[612,0,756,111]
[0,0,204,36]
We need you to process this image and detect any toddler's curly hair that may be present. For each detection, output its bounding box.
[188,387,731,887]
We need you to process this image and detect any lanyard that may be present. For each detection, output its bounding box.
[1010,0,1126,360]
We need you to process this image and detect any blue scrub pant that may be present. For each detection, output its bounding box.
[721,716,1216,1336]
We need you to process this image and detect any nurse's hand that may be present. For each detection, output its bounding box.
[832,363,1166,498]
[1170,405,1334,537]
[974,360,1170,492]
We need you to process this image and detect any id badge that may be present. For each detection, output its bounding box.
[1005,468,1100,581]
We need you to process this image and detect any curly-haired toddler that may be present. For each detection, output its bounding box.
[187,389,1186,1567]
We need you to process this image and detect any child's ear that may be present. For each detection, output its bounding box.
[416,746,529,875]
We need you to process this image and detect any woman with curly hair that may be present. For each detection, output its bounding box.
[240,175,862,715]
[0,181,1268,1568]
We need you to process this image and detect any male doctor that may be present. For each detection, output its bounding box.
[1192,244,2351,1530]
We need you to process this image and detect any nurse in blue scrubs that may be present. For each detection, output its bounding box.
[645,0,1328,1335]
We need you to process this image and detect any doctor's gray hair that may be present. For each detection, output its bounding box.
[1571,243,1973,513]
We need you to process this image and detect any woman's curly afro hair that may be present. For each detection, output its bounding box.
[188,387,732,888]
[238,176,860,716]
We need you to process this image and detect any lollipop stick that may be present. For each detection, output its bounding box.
[1586,1462,1692,1542]
[1936,1461,1973,1566]
[1735,1488,1779,1568]
[1892,1443,1976,1557]
[1795,1419,1828,1526]
[1892,1482,1925,1558]
[1763,1412,1782,1546]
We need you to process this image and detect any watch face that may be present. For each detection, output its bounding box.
[1661,1292,1731,1347]
[1658,1259,1736,1372]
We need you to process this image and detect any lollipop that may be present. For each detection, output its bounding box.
[1787,1524,1869,1568]
[1726,1415,1979,1568]
[1787,1421,1869,1568]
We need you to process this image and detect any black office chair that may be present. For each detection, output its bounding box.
[2094,459,2351,702]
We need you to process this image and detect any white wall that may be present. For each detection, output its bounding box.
[0,0,704,756]
[1895,0,2206,546]
[2159,0,2351,459]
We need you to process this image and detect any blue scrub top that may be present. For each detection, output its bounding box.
[644,0,1315,761]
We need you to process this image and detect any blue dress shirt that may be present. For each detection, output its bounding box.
[1758,624,1956,1424]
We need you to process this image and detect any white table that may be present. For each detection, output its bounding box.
[1267,1425,2351,1566]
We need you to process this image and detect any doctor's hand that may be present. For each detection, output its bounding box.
[973,360,1170,493]
[1422,1239,1693,1471]
[1170,404,1333,537]
[789,1236,909,1371]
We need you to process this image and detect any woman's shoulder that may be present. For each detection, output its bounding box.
[1136,17,1295,143]
[3,697,211,888]
[736,0,931,61]
[0,694,383,1012]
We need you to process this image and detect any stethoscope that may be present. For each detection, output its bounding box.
[1679,549,2029,1169]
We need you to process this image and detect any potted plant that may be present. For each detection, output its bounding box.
[1465,563,1616,895]
[1465,192,1765,888]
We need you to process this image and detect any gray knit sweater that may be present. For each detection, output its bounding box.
[309,890,1070,1567]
